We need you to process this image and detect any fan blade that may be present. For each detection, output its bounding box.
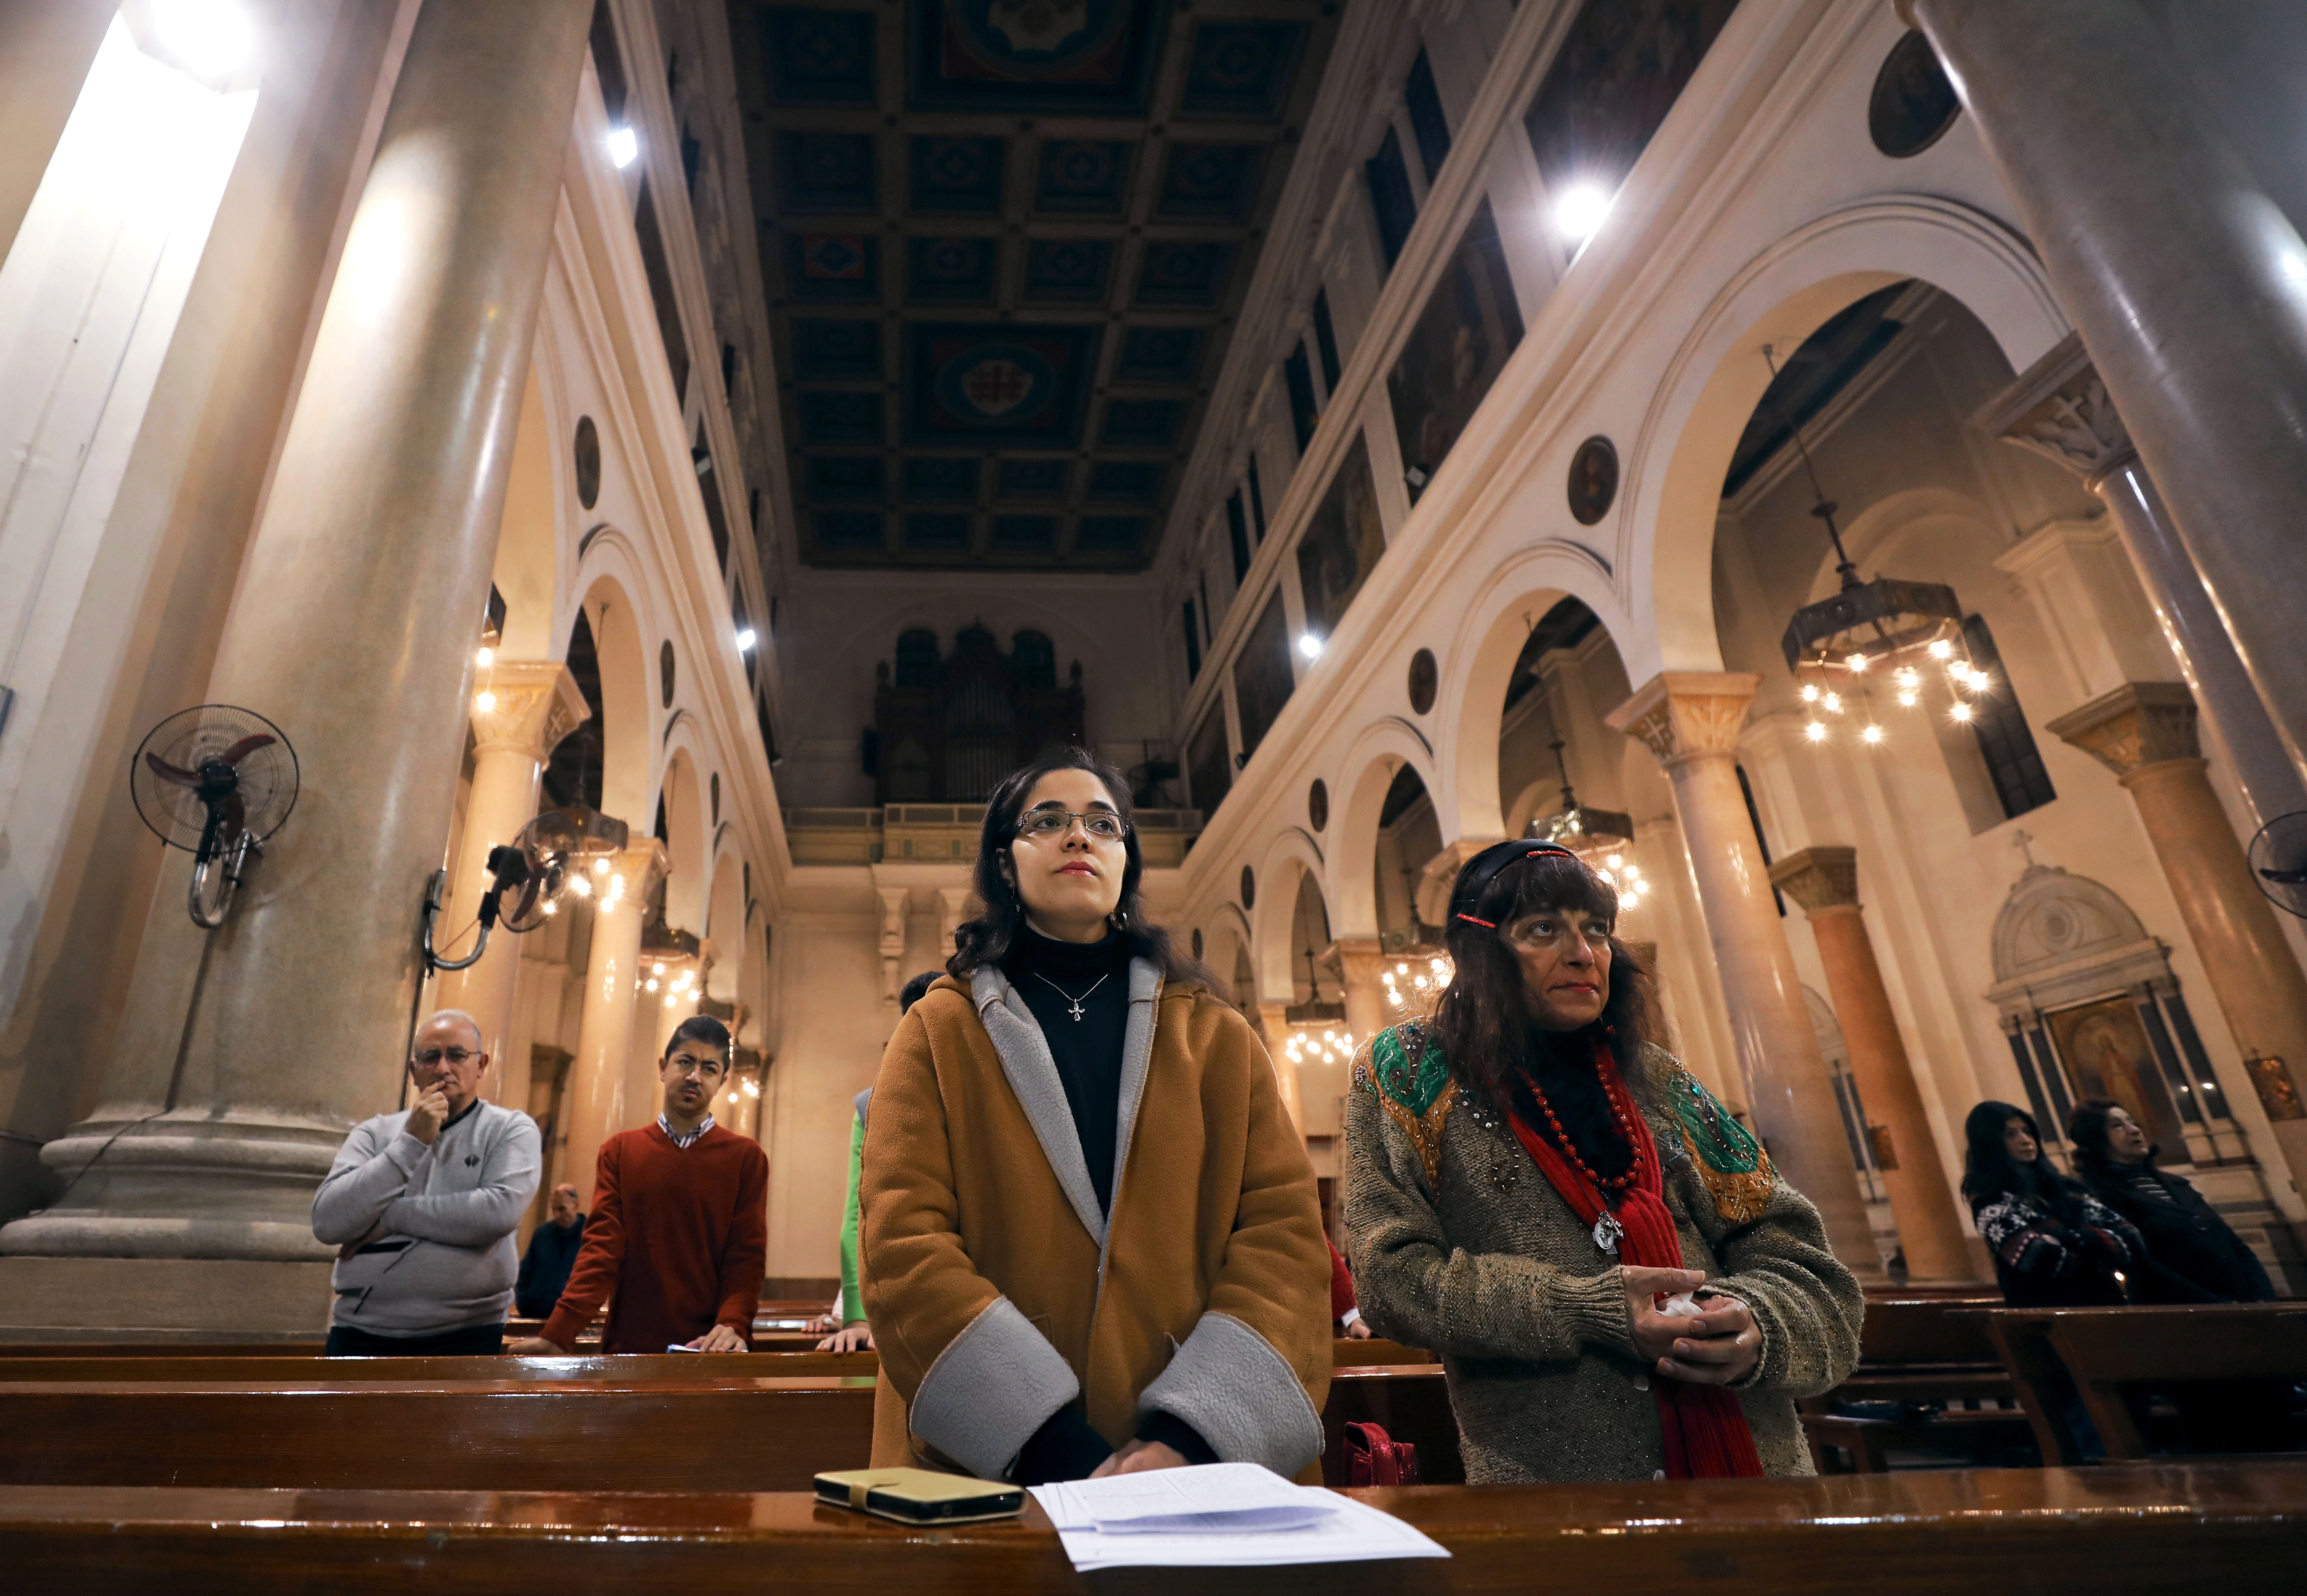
[2260,867,2307,886]
[145,752,202,787]
[218,733,277,766]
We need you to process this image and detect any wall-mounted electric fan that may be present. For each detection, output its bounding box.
[423,805,629,972]
[130,705,299,927]
[2249,811,2307,919]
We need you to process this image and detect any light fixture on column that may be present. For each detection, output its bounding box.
[1766,344,1979,747]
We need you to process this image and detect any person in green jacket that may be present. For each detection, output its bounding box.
[814,970,939,1350]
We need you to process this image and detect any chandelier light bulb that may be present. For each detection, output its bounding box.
[1823,692,1843,714]
[1805,721,1827,742]
[1951,701,1974,723]
[475,646,494,668]
[1861,724,1884,744]
[592,858,612,875]
[1846,653,1868,671]
[1928,638,1955,660]
[569,874,592,897]
[1898,690,1918,708]
[474,691,496,712]
[542,899,558,916]
[1800,683,1819,703]
[1967,668,1992,692]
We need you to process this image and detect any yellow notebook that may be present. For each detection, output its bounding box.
[813,1466,1027,1525]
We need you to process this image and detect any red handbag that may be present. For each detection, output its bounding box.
[1343,1420,1420,1487]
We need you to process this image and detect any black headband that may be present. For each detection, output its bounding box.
[1449,840,1580,928]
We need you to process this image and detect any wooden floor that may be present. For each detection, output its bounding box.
[3,1463,2303,1593]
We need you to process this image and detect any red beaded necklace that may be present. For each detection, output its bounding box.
[1521,1045,1644,1194]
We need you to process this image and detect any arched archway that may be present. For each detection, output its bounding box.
[1624,198,2069,678]
[565,569,652,828]
[658,744,708,933]
[1251,828,1326,1006]
[1327,721,1440,941]
[705,847,746,1004]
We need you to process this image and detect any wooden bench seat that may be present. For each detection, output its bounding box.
[1801,1295,2028,1473]
[4,1463,2303,1593]
[0,1378,878,1492]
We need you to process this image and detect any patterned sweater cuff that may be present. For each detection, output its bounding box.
[1556,1267,1634,1357]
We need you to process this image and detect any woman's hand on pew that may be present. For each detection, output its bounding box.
[687,1324,748,1354]
[815,1323,875,1351]
[1653,1295,1762,1387]
[506,1335,571,1356]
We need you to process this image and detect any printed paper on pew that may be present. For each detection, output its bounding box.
[1073,1461,1336,1534]
[1028,1464,1451,1570]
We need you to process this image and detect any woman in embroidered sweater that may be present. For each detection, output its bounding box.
[861,747,1331,1485]
[1962,1100,2141,1307]
[1343,840,1862,1483]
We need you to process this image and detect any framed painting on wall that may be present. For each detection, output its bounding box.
[2045,995,2188,1151]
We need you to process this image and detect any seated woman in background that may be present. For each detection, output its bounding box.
[1343,840,1862,1484]
[861,747,1330,1485]
[1962,1101,2141,1306]
[2067,1098,2272,1303]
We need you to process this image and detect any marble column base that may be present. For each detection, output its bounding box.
[0,1256,333,1339]
[0,1111,341,1261]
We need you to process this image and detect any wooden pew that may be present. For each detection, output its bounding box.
[4,1463,2303,1592]
[0,1350,881,1383]
[1802,1295,2034,1473]
[0,1377,877,1492]
[2041,1303,2307,1461]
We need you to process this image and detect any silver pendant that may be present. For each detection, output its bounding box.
[1592,1211,1623,1255]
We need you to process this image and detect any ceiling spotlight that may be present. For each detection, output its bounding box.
[735,628,757,653]
[152,0,254,78]
[1554,182,1611,244]
[608,127,640,169]
[1297,633,1324,661]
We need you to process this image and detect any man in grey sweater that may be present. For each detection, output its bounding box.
[311,1009,542,1355]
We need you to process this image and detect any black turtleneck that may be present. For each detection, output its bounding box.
[1509,1025,1635,1184]
[1001,924,1133,1213]
[996,924,1218,1484]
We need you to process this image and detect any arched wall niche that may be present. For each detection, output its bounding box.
[1624,199,2070,681]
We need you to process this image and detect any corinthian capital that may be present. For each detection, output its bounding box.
[2045,681,2202,777]
[471,659,589,758]
[1605,673,1761,768]
[1769,845,1861,914]
[1973,330,2136,486]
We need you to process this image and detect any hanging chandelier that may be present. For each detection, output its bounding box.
[1765,346,1987,747]
[1533,737,1648,909]
[1381,954,1454,1013]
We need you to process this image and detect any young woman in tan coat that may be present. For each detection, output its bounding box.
[860,747,1331,1485]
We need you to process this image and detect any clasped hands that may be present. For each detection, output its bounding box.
[1622,1266,1760,1386]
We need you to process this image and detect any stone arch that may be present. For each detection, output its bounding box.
[658,742,708,933]
[1251,827,1327,1004]
[1622,197,2069,680]
[570,566,652,827]
[1201,903,1255,1007]
[1327,720,1442,941]
[705,847,746,1003]
[1435,545,1633,845]
[489,360,564,659]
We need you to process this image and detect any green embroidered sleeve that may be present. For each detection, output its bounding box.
[1657,1057,1776,1229]
[1353,1023,1458,1191]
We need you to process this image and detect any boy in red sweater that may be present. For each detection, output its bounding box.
[511,1016,767,1354]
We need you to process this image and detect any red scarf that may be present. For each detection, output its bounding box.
[1504,1043,1764,1479]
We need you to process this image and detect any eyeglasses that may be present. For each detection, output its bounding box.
[665,1054,728,1081]
[412,1048,477,1068]
[1499,915,1613,952]
[1016,808,1128,843]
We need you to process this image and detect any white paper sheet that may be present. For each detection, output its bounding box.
[1028,1465,1451,1570]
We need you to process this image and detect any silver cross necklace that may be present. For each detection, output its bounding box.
[1035,971,1110,1022]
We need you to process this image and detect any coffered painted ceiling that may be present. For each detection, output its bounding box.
[728,0,1341,571]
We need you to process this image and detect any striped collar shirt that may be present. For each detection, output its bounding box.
[658,1112,715,1150]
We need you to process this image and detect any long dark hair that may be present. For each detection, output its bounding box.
[947,744,1213,989]
[2067,1097,2153,1186]
[1961,1100,2079,1213]
[1426,847,1658,1119]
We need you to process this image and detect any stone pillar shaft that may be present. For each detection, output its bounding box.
[1769,847,1978,1283]
[2048,684,2307,1192]
[1334,939,1389,1067]
[1608,674,1880,1275]
[559,841,665,1210]
[1910,0,2307,769]
[431,660,588,1102]
[4,0,592,1263]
